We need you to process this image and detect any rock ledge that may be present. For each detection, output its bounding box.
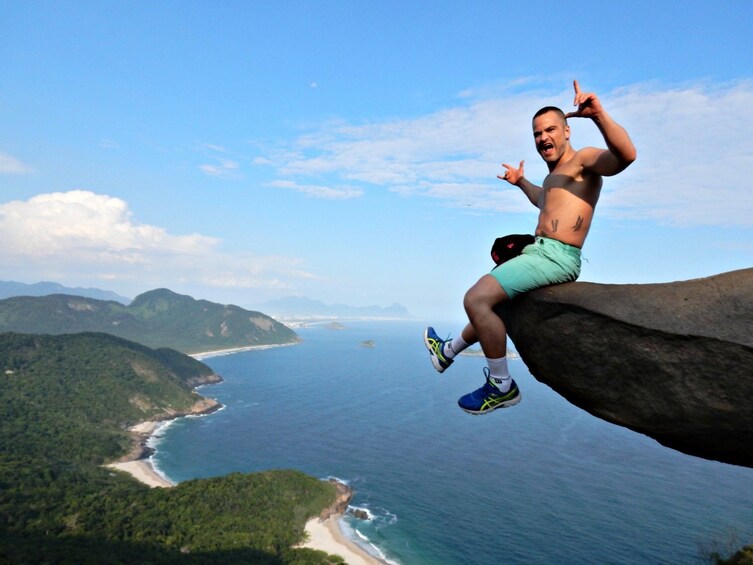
[496,268,753,468]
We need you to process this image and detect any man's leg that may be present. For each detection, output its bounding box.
[463,274,509,359]
[457,274,521,414]
[458,322,477,347]
[424,275,506,374]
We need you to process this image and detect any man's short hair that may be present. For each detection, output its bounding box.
[533,106,567,123]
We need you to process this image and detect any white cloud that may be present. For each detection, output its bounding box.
[592,81,753,227]
[199,142,227,152]
[260,93,558,196]
[0,153,33,174]
[259,80,753,227]
[267,179,364,200]
[0,190,217,259]
[0,190,317,293]
[199,158,241,178]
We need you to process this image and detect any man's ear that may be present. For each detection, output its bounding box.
[565,124,571,141]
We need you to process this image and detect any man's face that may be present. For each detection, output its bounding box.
[532,111,570,164]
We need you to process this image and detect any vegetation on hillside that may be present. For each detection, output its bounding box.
[0,288,299,354]
[0,331,342,564]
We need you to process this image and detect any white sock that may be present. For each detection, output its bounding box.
[444,335,469,360]
[487,357,511,392]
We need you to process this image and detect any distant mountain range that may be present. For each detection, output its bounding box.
[0,288,299,354]
[0,280,131,304]
[256,296,412,319]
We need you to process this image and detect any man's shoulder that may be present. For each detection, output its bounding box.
[571,146,611,175]
[550,147,603,174]
[573,146,607,159]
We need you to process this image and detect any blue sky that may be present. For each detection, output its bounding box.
[1,1,752,321]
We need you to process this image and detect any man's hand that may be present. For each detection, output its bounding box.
[498,160,525,185]
[500,160,540,207]
[566,79,637,175]
[564,80,604,120]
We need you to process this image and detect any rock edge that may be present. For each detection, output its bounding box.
[497,268,753,468]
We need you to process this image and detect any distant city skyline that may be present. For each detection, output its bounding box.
[2,2,752,320]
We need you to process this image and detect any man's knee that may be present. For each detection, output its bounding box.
[464,275,508,315]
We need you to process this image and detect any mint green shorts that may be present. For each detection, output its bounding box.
[490,236,582,299]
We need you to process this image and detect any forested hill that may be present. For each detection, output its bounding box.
[0,331,339,564]
[0,331,219,464]
[0,288,299,354]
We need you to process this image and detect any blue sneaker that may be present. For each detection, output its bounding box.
[424,327,453,373]
[458,369,521,414]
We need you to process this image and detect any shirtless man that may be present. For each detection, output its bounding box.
[424,80,636,414]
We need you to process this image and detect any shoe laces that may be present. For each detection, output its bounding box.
[432,331,451,355]
[482,367,503,393]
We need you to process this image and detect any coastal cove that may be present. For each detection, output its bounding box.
[148,321,753,564]
[105,342,382,565]
[105,421,174,488]
[108,443,380,565]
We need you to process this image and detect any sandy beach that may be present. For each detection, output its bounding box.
[105,459,174,488]
[190,342,297,360]
[300,517,386,565]
[104,421,174,488]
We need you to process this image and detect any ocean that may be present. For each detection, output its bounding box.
[152,321,753,564]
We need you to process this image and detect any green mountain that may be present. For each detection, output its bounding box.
[0,288,299,354]
[0,331,218,464]
[0,331,340,564]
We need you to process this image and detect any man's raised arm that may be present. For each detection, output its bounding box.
[566,80,637,176]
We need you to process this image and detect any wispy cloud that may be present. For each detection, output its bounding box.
[592,81,753,227]
[258,80,753,227]
[0,190,317,292]
[199,158,241,179]
[99,139,120,150]
[267,179,364,200]
[199,142,227,152]
[0,153,34,175]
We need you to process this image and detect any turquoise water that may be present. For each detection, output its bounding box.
[152,321,753,564]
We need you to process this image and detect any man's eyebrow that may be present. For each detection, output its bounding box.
[533,125,557,135]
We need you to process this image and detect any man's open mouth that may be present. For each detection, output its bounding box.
[539,143,554,155]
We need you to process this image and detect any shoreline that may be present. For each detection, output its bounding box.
[300,516,388,565]
[106,390,389,564]
[106,445,388,564]
[104,420,174,488]
[189,341,298,360]
[105,458,174,488]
